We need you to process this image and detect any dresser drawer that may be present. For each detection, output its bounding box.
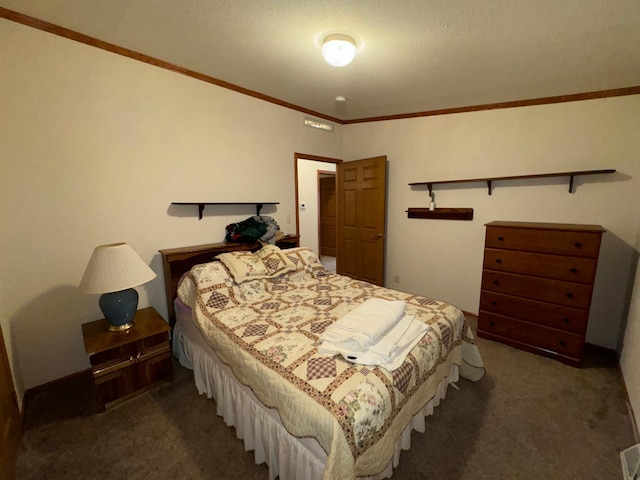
[485,226,602,258]
[481,270,593,309]
[479,290,589,334]
[478,312,583,358]
[483,248,598,284]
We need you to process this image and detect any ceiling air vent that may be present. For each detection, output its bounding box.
[304,117,334,132]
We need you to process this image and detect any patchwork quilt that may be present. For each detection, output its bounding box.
[181,247,484,480]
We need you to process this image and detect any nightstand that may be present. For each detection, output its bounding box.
[276,234,300,249]
[81,307,172,410]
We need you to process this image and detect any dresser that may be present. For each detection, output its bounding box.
[477,221,604,367]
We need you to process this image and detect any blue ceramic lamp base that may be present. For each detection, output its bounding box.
[99,288,139,331]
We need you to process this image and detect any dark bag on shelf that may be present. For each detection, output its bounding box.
[225,216,268,243]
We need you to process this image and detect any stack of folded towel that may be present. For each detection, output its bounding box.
[318,298,429,371]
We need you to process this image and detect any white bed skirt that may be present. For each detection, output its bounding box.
[173,320,459,480]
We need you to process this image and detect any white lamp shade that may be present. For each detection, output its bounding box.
[79,243,157,294]
[321,34,357,67]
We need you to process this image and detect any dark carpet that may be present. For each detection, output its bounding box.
[16,322,636,480]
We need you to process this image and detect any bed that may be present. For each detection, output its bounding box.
[160,242,485,480]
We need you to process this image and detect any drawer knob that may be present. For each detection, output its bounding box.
[489,321,495,327]
[566,292,574,299]
[495,258,502,264]
[493,280,500,286]
[569,268,578,274]
[559,340,567,347]
[497,236,504,241]
[562,317,570,323]
[491,301,497,306]
[574,242,582,248]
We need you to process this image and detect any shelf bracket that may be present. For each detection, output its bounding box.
[426,183,433,197]
[256,203,264,216]
[569,175,575,193]
[198,203,205,220]
[487,180,493,195]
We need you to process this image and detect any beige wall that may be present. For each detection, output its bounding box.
[620,228,640,435]
[0,20,342,399]
[342,97,640,352]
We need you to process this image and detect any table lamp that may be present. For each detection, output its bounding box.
[79,243,157,331]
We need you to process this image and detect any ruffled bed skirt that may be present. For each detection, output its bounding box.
[173,321,459,480]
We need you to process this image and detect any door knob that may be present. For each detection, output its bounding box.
[371,233,383,239]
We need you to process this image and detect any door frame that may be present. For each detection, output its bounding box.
[0,323,21,480]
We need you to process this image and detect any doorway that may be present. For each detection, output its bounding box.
[294,153,341,272]
[318,171,337,272]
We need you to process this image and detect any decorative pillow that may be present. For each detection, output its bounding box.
[255,245,296,277]
[216,251,269,283]
[188,261,242,310]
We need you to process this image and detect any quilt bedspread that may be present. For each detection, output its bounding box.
[184,248,484,480]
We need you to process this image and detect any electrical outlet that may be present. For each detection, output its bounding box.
[286,215,292,224]
[394,275,400,283]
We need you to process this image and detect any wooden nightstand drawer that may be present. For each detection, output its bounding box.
[479,290,589,333]
[483,248,598,284]
[89,344,136,371]
[139,332,171,353]
[485,226,602,257]
[93,356,136,378]
[481,270,593,309]
[478,312,583,359]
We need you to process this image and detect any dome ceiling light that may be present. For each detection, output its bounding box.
[321,33,357,67]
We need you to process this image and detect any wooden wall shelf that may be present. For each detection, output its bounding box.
[409,169,615,196]
[407,208,474,220]
[172,202,279,220]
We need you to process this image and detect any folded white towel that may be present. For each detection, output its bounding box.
[320,299,406,351]
[319,315,429,371]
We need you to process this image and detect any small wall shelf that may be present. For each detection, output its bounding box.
[409,169,616,196]
[407,208,474,220]
[172,202,279,220]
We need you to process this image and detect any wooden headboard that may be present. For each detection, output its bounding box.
[158,235,300,327]
[159,242,258,327]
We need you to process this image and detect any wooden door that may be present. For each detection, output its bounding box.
[0,324,20,480]
[319,174,337,257]
[337,156,387,286]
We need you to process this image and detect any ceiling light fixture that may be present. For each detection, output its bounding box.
[321,33,357,67]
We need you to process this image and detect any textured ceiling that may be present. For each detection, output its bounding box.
[2,0,640,121]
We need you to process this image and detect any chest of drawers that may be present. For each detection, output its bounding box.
[477,221,604,367]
